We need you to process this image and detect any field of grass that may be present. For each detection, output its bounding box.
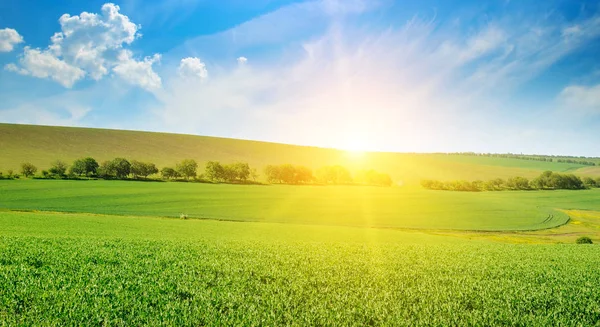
[1,123,597,185]
[2,123,600,324]
[1,209,600,325]
[5,179,600,230]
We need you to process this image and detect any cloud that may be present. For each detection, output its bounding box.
[237,57,248,65]
[5,47,85,88]
[113,50,162,91]
[178,57,208,79]
[149,1,600,153]
[0,103,91,126]
[559,84,600,113]
[4,3,160,90]
[0,28,24,52]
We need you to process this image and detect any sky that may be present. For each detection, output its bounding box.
[1,0,600,156]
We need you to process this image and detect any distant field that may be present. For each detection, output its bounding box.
[4,179,600,231]
[1,123,596,185]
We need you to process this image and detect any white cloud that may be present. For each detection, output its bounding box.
[113,50,162,91]
[8,47,85,88]
[237,56,248,65]
[5,3,160,90]
[0,28,24,52]
[559,84,600,113]
[178,57,208,79]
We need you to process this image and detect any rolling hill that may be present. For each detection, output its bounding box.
[0,123,597,185]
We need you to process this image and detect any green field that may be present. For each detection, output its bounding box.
[5,179,600,230]
[2,208,600,325]
[2,124,600,325]
[1,123,597,185]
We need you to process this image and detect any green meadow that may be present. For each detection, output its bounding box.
[5,179,600,230]
[1,124,600,325]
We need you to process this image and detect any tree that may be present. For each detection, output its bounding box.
[294,166,314,184]
[506,176,530,190]
[49,160,68,177]
[231,162,250,182]
[250,168,259,182]
[70,157,99,177]
[205,161,225,182]
[583,177,597,188]
[131,161,158,179]
[21,162,37,177]
[111,158,131,179]
[264,165,281,183]
[176,159,198,180]
[161,167,179,180]
[317,165,352,184]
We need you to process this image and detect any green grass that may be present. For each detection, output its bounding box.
[4,179,599,231]
[1,123,596,185]
[2,122,600,325]
[2,179,600,324]
[1,212,600,325]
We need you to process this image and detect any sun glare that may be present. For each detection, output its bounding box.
[339,137,369,158]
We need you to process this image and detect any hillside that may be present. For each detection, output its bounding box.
[0,123,596,185]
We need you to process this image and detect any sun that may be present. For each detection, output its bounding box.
[339,137,369,158]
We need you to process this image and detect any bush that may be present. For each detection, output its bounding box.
[576,236,593,244]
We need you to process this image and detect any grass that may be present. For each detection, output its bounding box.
[2,121,600,325]
[1,178,600,324]
[1,123,597,185]
[1,210,600,325]
[5,179,600,230]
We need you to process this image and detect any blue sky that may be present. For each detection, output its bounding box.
[1,0,600,156]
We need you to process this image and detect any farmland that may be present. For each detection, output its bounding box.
[1,124,600,325]
[2,208,600,325]
[5,179,600,230]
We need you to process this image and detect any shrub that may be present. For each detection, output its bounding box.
[576,236,593,244]
[21,162,37,178]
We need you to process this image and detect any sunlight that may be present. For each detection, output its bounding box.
[339,136,369,158]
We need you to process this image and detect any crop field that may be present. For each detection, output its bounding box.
[1,209,600,325]
[4,179,600,230]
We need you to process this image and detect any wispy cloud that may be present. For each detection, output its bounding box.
[148,1,600,153]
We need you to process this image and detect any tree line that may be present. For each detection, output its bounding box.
[263,164,392,186]
[454,152,597,165]
[2,158,392,186]
[421,171,600,192]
